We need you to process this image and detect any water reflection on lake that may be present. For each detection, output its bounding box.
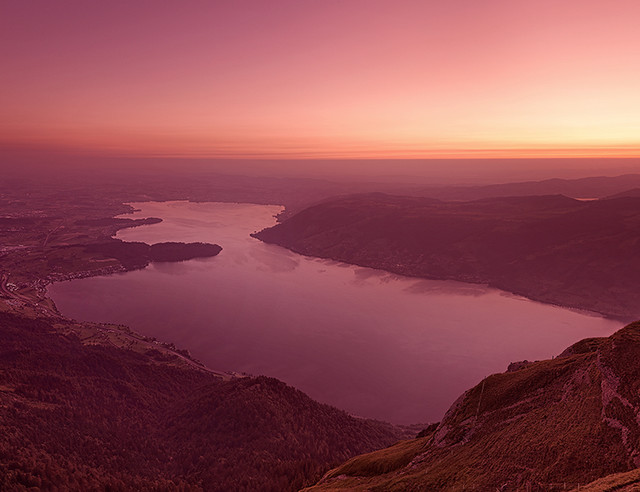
[48,201,621,423]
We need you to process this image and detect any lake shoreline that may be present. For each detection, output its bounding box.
[252,230,625,323]
[48,201,621,423]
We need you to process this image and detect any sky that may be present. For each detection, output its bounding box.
[2,0,640,162]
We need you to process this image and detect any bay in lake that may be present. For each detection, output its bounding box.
[48,201,621,423]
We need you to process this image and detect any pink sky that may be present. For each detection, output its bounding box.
[2,0,640,159]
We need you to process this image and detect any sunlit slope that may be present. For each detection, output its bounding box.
[303,322,640,491]
[578,468,640,491]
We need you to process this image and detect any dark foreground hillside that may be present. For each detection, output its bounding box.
[0,311,400,491]
[255,193,640,320]
[305,320,640,491]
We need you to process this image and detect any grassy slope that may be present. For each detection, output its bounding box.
[579,468,640,491]
[305,322,640,491]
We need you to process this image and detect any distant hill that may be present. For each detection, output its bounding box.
[0,311,401,491]
[304,321,640,491]
[412,173,640,201]
[603,187,640,200]
[255,192,640,320]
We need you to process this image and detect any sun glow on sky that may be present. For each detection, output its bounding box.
[2,0,640,159]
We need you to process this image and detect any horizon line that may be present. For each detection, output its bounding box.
[3,142,640,160]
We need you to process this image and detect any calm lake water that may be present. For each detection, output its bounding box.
[49,201,621,423]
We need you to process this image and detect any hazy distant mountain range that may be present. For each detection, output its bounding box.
[411,173,640,202]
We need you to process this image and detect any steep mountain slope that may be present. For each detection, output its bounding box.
[0,310,401,491]
[304,321,640,491]
[255,193,640,319]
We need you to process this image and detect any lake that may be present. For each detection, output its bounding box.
[48,201,621,424]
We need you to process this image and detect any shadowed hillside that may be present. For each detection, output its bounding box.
[255,193,640,320]
[0,311,401,491]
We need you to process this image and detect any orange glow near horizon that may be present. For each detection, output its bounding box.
[2,0,640,160]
